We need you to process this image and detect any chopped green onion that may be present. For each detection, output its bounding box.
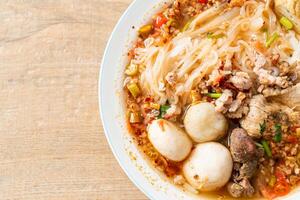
[261,27,268,33]
[125,63,139,76]
[296,128,300,137]
[255,142,264,148]
[269,175,277,187]
[158,105,171,119]
[273,124,282,143]
[181,19,193,32]
[150,103,160,110]
[262,28,269,40]
[129,112,141,123]
[205,93,222,99]
[266,32,279,47]
[127,83,141,98]
[166,19,176,27]
[261,140,272,157]
[138,24,153,36]
[207,33,225,39]
[296,153,300,165]
[260,121,266,134]
[207,32,213,38]
[191,90,201,104]
[280,16,293,30]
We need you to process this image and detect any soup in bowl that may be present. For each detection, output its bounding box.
[100,0,300,199]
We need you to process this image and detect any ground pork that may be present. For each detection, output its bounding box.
[215,90,250,118]
[258,86,283,97]
[270,53,280,65]
[254,66,290,88]
[254,54,292,90]
[215,89,233,112]
[207,69,222,86]
[227,103,249,118]
[229,72,252,91]
[229,92,246,112]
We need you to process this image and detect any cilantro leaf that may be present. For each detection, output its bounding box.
[158,105,170,119]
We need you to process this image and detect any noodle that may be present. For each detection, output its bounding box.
[132,0,300,107]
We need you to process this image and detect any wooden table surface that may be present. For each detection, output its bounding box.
[0,0,147,199]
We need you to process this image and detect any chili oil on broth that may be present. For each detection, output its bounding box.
[124,0,300,199]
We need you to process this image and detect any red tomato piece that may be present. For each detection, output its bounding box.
[154,14,168,28]
[144,96,154,103]
[275,169,286,182]
[273,169,291,196]
[273,181,290,197]
[261,170,291,200]
[291,125,300,132]
[286,135,298,143]
[198,0,208,4]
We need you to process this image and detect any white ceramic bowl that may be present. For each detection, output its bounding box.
[99,0,300,199]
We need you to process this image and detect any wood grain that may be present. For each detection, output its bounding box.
[0,0,147,199]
